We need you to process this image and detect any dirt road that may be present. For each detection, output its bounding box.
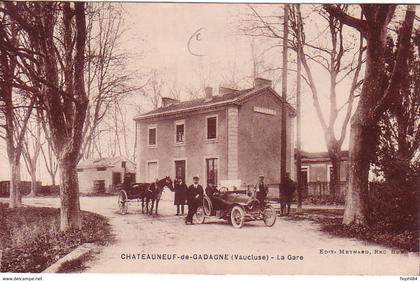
[13,196,419,275]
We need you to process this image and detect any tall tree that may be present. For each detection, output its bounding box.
[293,3,303,212]
[2,2,89,230]
[21,117,42,196]
[324,4,416,224]
[242,4,365,199]
[289,5,364,199]
[81,3,137,160]
[0,12,34,207]
[141,69,166,109]
[375,30,419,179]
[280,4,289,199]
[40,139,59,187]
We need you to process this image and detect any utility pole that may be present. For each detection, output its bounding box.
[295,4,303,213]
[280,4,289,202]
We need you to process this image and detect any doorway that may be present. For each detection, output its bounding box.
[147,161,158,182]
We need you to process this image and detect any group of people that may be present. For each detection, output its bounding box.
[172,173,297,225]
[172,175,203,225]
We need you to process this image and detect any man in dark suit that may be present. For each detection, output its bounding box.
[280,173,296,216]
[255,174,269,205]
[185,175,204,225]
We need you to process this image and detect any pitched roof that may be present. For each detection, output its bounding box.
[77,156,135,169]
[299,150,349,162]
[134,86,295,120]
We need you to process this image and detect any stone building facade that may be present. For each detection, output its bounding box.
[134,78,296,191]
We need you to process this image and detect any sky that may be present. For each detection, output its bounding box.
[0,3,362,182]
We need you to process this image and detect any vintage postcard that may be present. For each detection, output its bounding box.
[0,1,418,277]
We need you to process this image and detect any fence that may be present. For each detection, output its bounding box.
[305,181,347,203]
[251,181,347,203]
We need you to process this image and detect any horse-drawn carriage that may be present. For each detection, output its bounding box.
[117,176,173,215]
[194,183,277,228]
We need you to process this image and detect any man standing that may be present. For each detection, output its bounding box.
[174,177,187,216]
[185,175,204,225]
[255,174,269,205]
[280,172,296,216]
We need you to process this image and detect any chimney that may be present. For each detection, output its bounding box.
[161,97,180,107]
[253,77,272,88]
[205,87,213,100]
[219,86,239,96]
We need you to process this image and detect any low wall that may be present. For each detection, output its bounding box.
[0,181,58,197]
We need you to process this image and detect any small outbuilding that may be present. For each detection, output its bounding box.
[298,150,349,200]
[77,156,136,194]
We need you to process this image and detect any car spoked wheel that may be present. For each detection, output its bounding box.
[203,196,213,216]
[263,205,276,227]
[118,191,128,215]
[194,206,205,224]
[230,206,245,228]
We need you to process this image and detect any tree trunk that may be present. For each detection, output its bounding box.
[343,114,373,224]
[51,173,56,187]
[342,21,388,225]
[279,4,289,201]
[29,167,37,197]
[329,152,341,200]
[58,157,81,231]
[9,161,21,208]
[295,5,303,212]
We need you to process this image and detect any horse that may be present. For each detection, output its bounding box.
[141,176,173,215]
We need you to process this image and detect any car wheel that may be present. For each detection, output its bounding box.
[118,190,128,215]
[203,196,213,216]
[194,206,206,224]
[263,205,277,227]
[230,206,245,228]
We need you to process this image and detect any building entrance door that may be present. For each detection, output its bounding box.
[147,161,158,182]
[112,172,122,185]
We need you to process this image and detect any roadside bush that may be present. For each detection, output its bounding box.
[37,185,60,197]
[369,178,419,232]
[0,207,113,273]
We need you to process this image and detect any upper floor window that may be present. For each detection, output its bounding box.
[97,167,107,171]
[206,115,218,140]
[175,120,185,144]
[148,126,157,147]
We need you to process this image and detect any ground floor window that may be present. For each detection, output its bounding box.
[147,161,158,182]
[206,158,218,186]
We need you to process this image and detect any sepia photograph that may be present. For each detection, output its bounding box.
[0,1,419,277]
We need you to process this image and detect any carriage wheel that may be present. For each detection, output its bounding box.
[118,191,128,215]
[194,206,205,224]
[263,205,277,227]
[230,206,245,228]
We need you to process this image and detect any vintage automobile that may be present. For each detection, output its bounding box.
[194,183,277,228]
